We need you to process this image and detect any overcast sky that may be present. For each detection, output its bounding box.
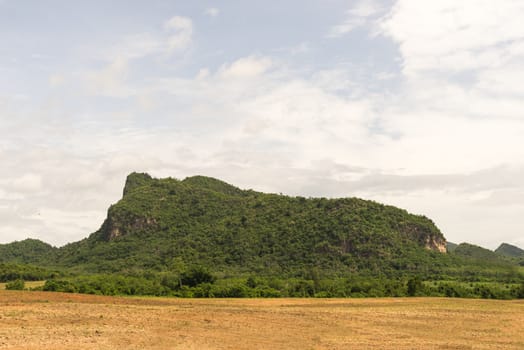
[1,0,524,249]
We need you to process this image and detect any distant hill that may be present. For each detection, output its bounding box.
[453,243,500,260]
[446,242,458,252]
[0,239,56,265]
[451,243,520,271]
[52,172,448,276]
[495,243,524,259]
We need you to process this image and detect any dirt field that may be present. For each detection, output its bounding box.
[0,291,522,349]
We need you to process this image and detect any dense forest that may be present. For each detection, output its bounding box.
[1,173,523,299]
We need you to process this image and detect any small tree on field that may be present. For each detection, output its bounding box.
[6,279,25,290]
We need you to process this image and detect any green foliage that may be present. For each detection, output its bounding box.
[495,243,524,259]
[407,276,423,296]
[446,242,458,252]
[5,279,25,290]
[122,172,154,196]
[515,283,524,298]
[54,173,451,280]
[0,263,60,282]
[2,173,523,299]
[0,239,57,264]
[180,267,215,287]
[454,243,505,261]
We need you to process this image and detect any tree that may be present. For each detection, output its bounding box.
[6,279,25,290]
[181,267,215,287]
[407,276,423,296]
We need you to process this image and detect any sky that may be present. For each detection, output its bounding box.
[1,0,524,249]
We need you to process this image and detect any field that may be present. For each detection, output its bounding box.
[0,291,522,349]
[0,281,45,290]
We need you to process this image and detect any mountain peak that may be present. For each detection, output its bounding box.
[182,175,245,196]
[123,172,154,196]
[495,243,524,258]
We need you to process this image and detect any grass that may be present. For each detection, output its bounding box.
[0,291,522,349]
[0,280,46,290]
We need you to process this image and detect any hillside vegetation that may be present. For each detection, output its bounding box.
[0,173,522,298]
[496,243,524,265]
[0,239,56,264]
[54,172,448,277]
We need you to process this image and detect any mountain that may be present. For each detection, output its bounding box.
[1,173,522,299]
[495,243,524,259]
[0,239,57,264]
[446,241,458,252]
[451,242,521,273]
[53,172,448,276]
[453,243,501,260]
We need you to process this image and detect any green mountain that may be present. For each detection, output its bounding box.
[2,173,523,299]
[53,172,448,277]
[495,243,524,259]
[446,241,458,252]
[453,243,501,261]
[0,239,57,264]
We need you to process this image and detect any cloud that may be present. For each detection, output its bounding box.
[328,0,385,37]
[218,56,273,79]
[3,2,524,250]
[205,7,220,17]
[11,174,43,193]
[81,15,194,97]
[87,15,194,63]
[381,0,524,75]
[164,16,193,52]
[85,56,131,97]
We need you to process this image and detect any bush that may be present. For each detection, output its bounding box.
[181,267,215,287]
[43,279,78,293]
[5,279,25,290]
[407,277,423,296]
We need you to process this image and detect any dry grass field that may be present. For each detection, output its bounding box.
[0,291,522,349]
[0,281,46,291]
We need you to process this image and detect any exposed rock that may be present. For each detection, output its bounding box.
[425,236,447,253]
[101,214,157,241]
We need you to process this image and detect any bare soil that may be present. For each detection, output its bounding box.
[0,291,522,349]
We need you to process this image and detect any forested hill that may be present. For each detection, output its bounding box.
[52,172,448,276]
[0,239,56,264]
[496,243,524,259]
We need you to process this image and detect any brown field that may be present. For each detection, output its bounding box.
[0,291,522,349]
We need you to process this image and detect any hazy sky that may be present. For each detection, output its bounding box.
[1,0,524,249]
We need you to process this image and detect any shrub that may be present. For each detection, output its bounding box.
[5,279,25,290]
[181,267,215,287]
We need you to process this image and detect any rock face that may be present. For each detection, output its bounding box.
[100,211,158,241]
[399,222,447,254]
[425,236,447,253]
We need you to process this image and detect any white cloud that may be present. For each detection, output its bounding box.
[3,2,524,250]
[381,0,524,75]
[87,15,194,65]
[328,0,385,37]
[85,56,132,97]
[205,7,220,17]
[11,174,43,193]
[219,56,273,79]
[164,16,193,52]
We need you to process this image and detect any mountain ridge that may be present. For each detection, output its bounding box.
[1,173,522,299]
